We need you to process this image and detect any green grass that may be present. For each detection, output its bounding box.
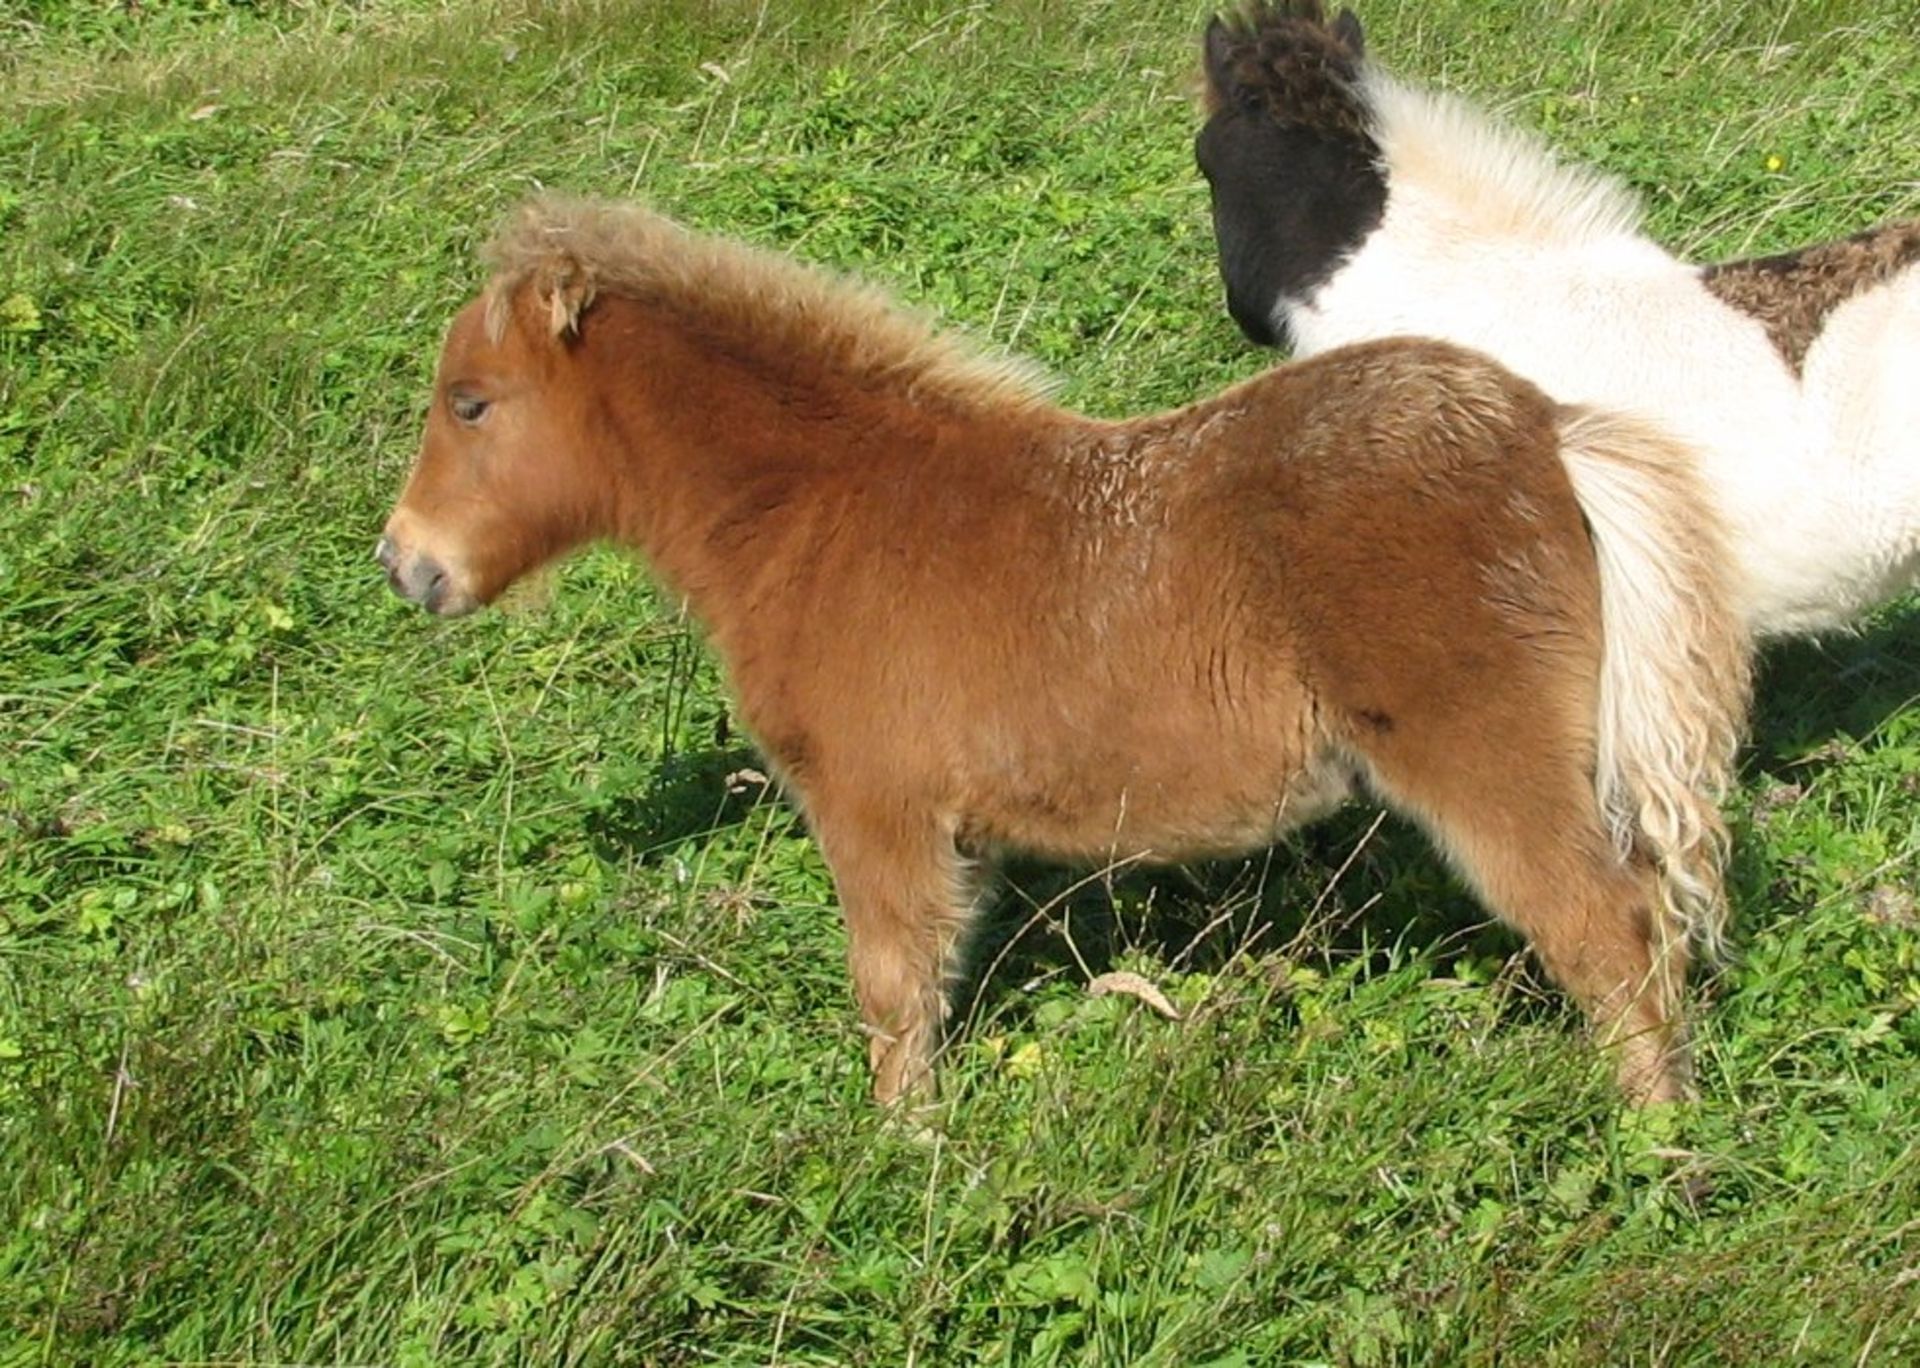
[4,0,1919,1361]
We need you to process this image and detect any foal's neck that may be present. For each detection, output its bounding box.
[589,298,1058,619]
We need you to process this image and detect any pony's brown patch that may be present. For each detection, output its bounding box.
[1204,1,1371,141]
[1701,218,1920,375]
[483,196,1052,417]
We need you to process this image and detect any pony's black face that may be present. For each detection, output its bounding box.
[1196,6,1387,349]
[1195,105,1388,350]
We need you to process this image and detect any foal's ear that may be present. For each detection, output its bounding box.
[1202,16,1242,100]
[1332,7,1366,58]
[538,258,597,339]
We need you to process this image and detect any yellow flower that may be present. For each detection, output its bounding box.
[1006,1041,1046,1078]
[1765,153,1785,172]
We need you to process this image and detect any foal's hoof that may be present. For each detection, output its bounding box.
[879,1099,947,1145]
[869,1063,944,1143]
[868,1033,939,1110]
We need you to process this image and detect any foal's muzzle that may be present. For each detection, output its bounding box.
[375,534,467,615]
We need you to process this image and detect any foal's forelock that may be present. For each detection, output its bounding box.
[1205,2,1372,143]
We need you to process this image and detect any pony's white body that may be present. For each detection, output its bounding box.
[1282,75,1920,638]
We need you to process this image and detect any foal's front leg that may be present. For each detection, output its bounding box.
[809,799,975,1105]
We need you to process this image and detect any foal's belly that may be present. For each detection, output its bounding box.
[974,742,1355,868]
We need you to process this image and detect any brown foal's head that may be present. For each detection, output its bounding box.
[378,281,605,616]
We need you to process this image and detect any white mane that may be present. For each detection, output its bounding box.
[1362,70,1645,244]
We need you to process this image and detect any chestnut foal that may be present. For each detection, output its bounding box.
[379,198,1749,1105]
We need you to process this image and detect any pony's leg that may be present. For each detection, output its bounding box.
[1364,736,1692,1102]
[809,800,974,1105]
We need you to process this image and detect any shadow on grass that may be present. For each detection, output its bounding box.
[584,742,774,862]
[1726,603,1920,932]
[1745,604,1920,771]
[953,809,1519,1040]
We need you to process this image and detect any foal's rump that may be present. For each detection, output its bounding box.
[1227,342,1605,715]
[1796,265,1920,610]
[1219,343,1749,956]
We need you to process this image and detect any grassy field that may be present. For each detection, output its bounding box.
[4,0,1919,1361]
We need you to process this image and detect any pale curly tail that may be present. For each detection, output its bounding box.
[1558,407,1752,961]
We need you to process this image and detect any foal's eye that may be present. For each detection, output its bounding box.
[449,393,490,425]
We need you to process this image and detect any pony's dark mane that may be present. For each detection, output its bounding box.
[483,196,1053,416]
[1205,1,1372,145]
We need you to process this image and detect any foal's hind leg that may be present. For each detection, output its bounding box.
[1363,733,1692,1102]
[809,797,976,1105]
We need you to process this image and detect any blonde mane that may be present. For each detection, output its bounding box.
[483,196,1054,416]
[1363,71,1645,245]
